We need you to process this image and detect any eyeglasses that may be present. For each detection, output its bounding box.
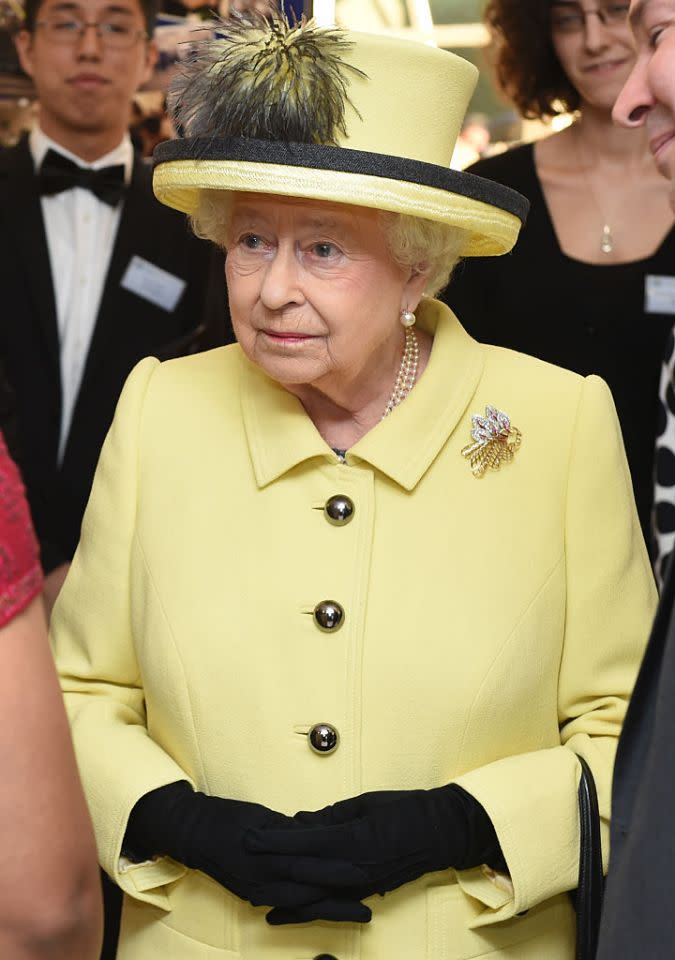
[35,15,147,49]
[550,2,630,34]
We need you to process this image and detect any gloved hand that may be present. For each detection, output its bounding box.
[246,785,506,923]
[123,780,369,911]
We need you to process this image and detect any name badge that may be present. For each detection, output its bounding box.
[121,256,186,312]
[645,275,675,315]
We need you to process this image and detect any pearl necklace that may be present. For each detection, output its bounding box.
[381,327,419,420]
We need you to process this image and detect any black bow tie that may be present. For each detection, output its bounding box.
[38,148,127,207]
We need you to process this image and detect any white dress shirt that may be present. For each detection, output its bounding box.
[29,126,133,463]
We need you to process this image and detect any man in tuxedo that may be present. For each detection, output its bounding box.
[596,5,675,955]
[4,0,230,619]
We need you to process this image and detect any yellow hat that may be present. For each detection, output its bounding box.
[153,15,528,257]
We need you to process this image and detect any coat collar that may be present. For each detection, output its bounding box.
[240,299,485,491]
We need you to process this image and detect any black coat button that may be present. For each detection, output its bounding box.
[324,495,355,526]
[313,600,344,632]
[314,955,338,960]
[308,724,339,754]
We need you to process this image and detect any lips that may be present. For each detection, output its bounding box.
[262,330,316,343]
[650,131,675,160]
[69,73,109,88]
[582,58,629,74]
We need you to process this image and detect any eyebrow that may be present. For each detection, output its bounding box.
[231,208,352,232]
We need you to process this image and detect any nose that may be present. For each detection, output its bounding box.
[259,242,305,311]
[583,11,610,52]
[613,59,652,127]
[76,23,104,59]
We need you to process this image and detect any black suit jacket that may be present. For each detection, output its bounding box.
[0,136,232,572]
[596,560,675,957]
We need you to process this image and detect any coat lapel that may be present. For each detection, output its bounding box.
[2,138,61,397]
[77,153,150,387]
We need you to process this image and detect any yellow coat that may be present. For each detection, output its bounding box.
[52,300,656,960]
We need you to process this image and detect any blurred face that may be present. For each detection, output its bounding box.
[550,1,635,109]
[614,0,675,200]
[225,194,427,394]
[14,0,157,140]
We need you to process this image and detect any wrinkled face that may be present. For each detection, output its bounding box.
[550,0,636,109]
[614,0,675,202]
[15,0,156,138]
[225,193,426,393]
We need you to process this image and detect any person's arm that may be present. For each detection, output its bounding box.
[448,375,657,924]
[51,359,202,911]
[0,597,102,960]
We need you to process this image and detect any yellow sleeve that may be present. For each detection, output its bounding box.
[51,357,192,911]
[453,374,657,926]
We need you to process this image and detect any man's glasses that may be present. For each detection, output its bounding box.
[36,15,147,49]
[550,2,630,34]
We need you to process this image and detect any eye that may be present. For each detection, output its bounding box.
[100,19,132,34]
[53,17,81,31]
[242,234,264,249]
[312,242,339,258]
[551,11,583,29]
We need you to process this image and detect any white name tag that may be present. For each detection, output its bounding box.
[645,275,675,315]
[121,256,186,312]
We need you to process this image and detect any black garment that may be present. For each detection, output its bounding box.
[38,148,126,206]
[0,135,234,575]
[443,142,675,553]
[596,557,675,957]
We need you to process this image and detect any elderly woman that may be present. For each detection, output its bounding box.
[51,14,655,960]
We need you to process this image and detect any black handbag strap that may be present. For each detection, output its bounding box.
[576,755,605,960]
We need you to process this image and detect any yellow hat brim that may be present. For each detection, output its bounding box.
[153,159,522,258]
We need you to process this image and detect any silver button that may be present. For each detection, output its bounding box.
[308,724,339,755]
[313,601,344,632]
[324,495,355,526]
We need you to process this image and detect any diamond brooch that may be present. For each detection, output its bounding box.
[461,405,522,478]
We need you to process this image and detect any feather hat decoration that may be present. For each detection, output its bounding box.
[153,17,530,259]
[169,12,365,147]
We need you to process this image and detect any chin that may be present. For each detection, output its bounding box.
[254,354,327,388]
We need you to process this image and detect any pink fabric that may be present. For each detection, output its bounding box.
[0,432,43,628]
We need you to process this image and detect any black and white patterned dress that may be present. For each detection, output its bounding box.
[654,327,675,585]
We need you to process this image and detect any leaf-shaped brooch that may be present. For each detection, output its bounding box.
[461,405,522,478]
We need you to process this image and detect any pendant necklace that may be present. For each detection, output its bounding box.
[574,125,615,256]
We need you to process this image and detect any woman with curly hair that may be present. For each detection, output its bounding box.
[444,0,675,571]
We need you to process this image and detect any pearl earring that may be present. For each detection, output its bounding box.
[400,309,416,328]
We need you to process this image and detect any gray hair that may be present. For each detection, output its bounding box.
[191,190,466,297]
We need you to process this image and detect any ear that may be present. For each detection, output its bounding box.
[139,38,159,87]
[14,30,35,80]
[401,266,430,313]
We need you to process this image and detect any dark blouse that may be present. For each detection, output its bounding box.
[443,142,675,556]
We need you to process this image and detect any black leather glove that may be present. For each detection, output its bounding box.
[246,784,506,923]
[124,780,368,910]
